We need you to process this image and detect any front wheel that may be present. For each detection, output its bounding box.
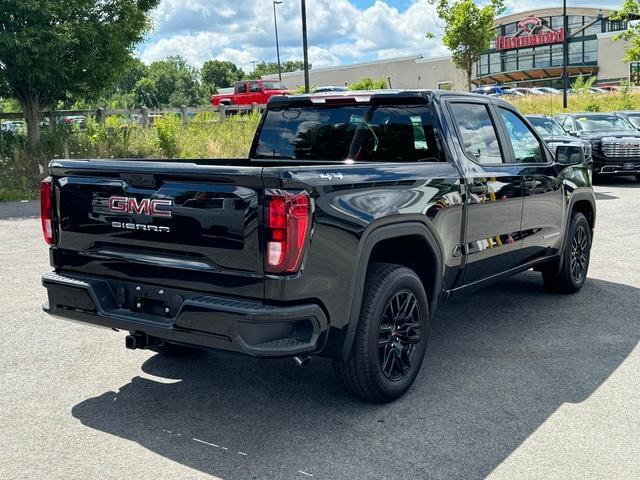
[635,173,640,182]
[542,212,591,293]
[333,263,430,403]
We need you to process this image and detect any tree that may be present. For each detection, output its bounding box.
[247,60,308,79]
[429,0,505,91]
[133,56,202,107]
[349,77,388,90]
[0,0,159,148]
[612,1,640,62]
[201,60,244,92]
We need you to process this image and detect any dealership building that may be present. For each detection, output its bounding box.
[264,7,637,90]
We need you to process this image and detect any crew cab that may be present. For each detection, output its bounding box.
[41,90,595,403]
[211,80,289,106]
[555,112,640,181]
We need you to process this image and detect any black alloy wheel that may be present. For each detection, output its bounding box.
[542,212,591,293]
[570,224,589,283]
[334,263,430,403]
[378,290,421,381]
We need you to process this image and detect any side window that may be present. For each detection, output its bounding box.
[499,108,545,163]
[236,82,247,94]
[450,102,503,164]
[249,82,261,93]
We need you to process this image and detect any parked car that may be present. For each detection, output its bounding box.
[60,115,87,128]
[613,111,640,130]
[0,120,26,134]
[314,86,349,93]
[555,112,640,180]
[211,80,289,106]
[500,89,525,97]
[41,90,595,403]
[526,115,592,163]
[506,87,545,95]
[471,86,504,96]
[530,87,561,95]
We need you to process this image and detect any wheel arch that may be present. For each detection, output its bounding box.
[341,221,444,360]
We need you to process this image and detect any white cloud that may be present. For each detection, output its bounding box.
[139,0,625,71]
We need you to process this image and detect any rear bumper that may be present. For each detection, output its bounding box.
[42,271,328,357]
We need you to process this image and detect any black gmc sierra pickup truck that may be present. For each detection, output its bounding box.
[41,90,595,403]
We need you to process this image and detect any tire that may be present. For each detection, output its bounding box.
[542,212,591,293]
[635,174,640,182]
[333,263,430,403]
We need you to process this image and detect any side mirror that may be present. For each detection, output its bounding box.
[568,130,579,136]
[555,144,585,165]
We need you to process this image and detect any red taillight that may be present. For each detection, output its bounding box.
[265,191,311,273]
[40,177,54,245]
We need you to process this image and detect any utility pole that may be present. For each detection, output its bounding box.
[562,0,568,109]
[273,1,283,81]
[301,0,310,93]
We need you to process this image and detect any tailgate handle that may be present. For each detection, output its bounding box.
[121,173,158,188]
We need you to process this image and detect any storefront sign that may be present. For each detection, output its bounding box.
[495,16,564,51]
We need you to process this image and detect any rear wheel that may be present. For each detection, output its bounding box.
[635,174,640,182]
[542,212,591,293]
[333,263,430,403]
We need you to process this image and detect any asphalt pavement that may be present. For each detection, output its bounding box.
[1,177,639,480]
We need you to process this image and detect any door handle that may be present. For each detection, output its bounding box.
[469,183,488,195]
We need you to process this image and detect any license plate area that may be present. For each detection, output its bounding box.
[623,162,636,170]
[133,297,173,317]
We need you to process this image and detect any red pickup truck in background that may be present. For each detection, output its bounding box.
[211,80,290,106]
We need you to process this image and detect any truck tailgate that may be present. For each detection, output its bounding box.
[50,159,265,298]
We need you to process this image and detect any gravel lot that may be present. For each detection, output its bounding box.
[1,178,639,480]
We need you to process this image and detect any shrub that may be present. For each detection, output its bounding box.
[154,114,182,158]
[349,77,388,90]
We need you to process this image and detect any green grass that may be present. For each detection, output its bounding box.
[3,92,640,202]
[0,113,262,201]
[506,90,640,115]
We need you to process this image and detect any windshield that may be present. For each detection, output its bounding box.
[254,104,443,162]
[262,82,286,91]
[624,114,640,129]
[574,115,635,132]
[527,117,566,136]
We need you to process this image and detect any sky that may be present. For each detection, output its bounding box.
[138,0,624,71]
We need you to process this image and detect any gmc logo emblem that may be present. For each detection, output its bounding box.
[108,196,173,218]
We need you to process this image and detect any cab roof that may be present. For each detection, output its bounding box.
[267,89,507,107]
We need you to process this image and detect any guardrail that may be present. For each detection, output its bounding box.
[0,103,266,127]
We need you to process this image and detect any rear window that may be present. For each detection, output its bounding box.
[253,104,443,162]
[262,82,286,90]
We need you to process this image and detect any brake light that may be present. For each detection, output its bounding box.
[265,191,311,273]
[40,177,54,245]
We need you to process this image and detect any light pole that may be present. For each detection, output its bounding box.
[273,1,283,81]
[301,0,310,93]
[562,0,568,108]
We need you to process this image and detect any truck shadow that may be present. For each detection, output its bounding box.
[594,175,639,188]
[72,272,640,480]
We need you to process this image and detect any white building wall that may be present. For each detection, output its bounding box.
[263,55,469,91]
[597,31,630,82]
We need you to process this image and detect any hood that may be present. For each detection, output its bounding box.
[541,134,581,144]
[579,130,640,141]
